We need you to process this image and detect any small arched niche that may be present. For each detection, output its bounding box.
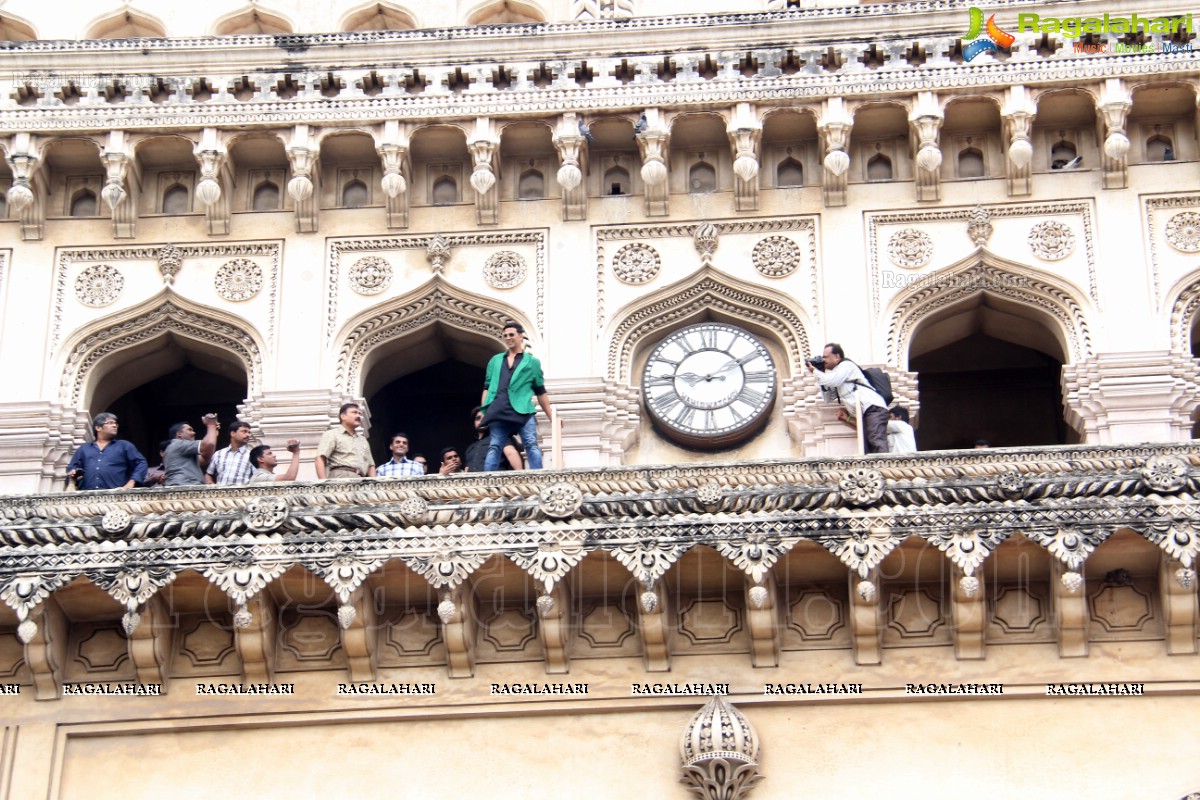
[776,157,804,187]
[957,147,985,178]
[252,181,280,211]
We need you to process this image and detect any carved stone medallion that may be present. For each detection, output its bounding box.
[1165,212,1200,253]
[215,258,263,301]
[538,482,583,518]
[1141,455,1189,493]
[752,235,801,277]
[1028,221,1075,261]
[242,496,290,532]
[838,468,885,506]
[349,256,392,295]
[483,250,527,289]
[887,228,933,268]
[75,264,124,307]
[612,242,661,284]
[100,508,132,535]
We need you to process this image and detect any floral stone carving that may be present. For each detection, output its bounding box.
[612,242,661,284]
[751,235,801,278]
[838,469,885,506]
[75,264,124,307]
[1142,455,1189,493]
[242,496,290,532]
[887,229,933,268]
[215,258,263,301]
[1165,212,1200,253]
[538,482,583,518]
[483,250,527,289]
[100,508,132,535]
[349,256,392,295]
[1028,221,1075,261]
[680,696,762,800]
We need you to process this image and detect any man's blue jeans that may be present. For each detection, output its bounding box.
[484,415,542,470]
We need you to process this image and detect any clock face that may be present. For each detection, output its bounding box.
[641,322,777,448]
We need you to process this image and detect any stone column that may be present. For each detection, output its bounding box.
[542,378,640,468]
[1061,351,1200,444]
[0,402,89,493]
[239,390,365,481]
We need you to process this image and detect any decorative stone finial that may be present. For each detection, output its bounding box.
[680,696,763,800]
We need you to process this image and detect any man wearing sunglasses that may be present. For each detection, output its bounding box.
[479,321,552,471]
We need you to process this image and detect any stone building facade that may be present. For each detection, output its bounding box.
[2,0,1200,798]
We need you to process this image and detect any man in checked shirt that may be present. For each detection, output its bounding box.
[205,420,255,485]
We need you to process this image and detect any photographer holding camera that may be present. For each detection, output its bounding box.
[806,343,889,454]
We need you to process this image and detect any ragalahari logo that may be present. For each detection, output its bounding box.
[962,7,1016,61]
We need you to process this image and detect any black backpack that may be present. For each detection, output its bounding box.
[847,361,894,406]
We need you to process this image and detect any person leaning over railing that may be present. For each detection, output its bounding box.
[66,412,148,490]
[249,440,302,483]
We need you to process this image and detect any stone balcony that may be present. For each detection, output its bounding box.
[2,442,1198,700]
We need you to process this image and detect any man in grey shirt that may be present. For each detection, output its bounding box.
[163,415,220,486]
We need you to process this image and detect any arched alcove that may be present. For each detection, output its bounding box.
[866,153,893,181]
[335,279,535,460]
[0,11,37,41]
[517,169,544,199]
[252,181,280,211]
[342,180,369,208]
[162,184,189,214]
[340,1,417,31]
[603,165,630,195]
[776,157,803,187]
[213,5,293,35]
[464,0,547,25]
[957,147,985,178]
[84,7,166,39]
[70,189,97,217]
[688,162,717,193]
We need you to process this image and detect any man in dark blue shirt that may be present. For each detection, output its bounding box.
[66,413,148,490]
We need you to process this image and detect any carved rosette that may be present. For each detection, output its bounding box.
[996,470,1026,499]
[157,244,183,285]
[215,258,263,301]
[75,264,124,307]
[242,496,290,532]
[612,242,661,284]
[887,228,933,268]
[680,696,763,800]
[538,482,583,518]
[348,256,392,295]
[483,250,528,289]
[967,205,993,246]
[838,469,885,506]
[1165,212,1200,253]
[694,481,724,509]
[1028,221,1075,261]
[100,507,132,535]
[1141,455,1189,493]
[399,495,429,523]
[751,235,801,278]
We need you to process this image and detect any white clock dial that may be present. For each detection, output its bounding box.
[642,323,777,448]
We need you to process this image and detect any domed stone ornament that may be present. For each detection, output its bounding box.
[887,228,933,268]
[680,696,762,800]
[100,508,132,535]
[242,496,289,532]
[751,235,801,278]
[437,597,457,623]
[538,482,583,518]
[483,250,527,289]
[856,579,877,602]
[1028,221,1075,261]
[1142,455,1189,493]
[1166,212,1200,253]
[75,264,124,307]
[959,575,980,598]
[838,468,885,506]
[1060,571,1084,594]
[348,256,392,295]
[612,242,661,284]
[215,258,263,301]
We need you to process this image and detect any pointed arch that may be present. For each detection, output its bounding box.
[886,248,1093,367]
[58,291,265,407]
[1166,268,1200,353]
[212,4,293,36]
[463,0,548,25]
[83,6,167,39]
[606,265,812,383]
[0,10,38,41]
[335,278,534,395]
[339,0,417,31]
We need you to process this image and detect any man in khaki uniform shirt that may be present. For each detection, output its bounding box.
[315,403,376,479]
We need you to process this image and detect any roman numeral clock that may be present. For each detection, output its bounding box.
[641,322,777,449]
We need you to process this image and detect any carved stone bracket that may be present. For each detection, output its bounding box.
[339,588,379,682]
[1160,553,1198,654]
[1051,560,1089,658]
[374,119,411,229]
[510,542,588,594]
[468,118,500,225]
[22,596,67,700]
[818,98,852,208]
[950,566,985,660]
[611,541,692,589]
[727,103,762,212]
[286,124,319,233]
[127,594,172,691]
[100,130,139,239]
[1099,78,1132,190]
[713,533,795,585]
[536,580,572,674]
[6,132,46,240]
[401,550,491,592]
[194,127,230,235]
[910,92,943,203]
[1002,85,1034,197]
[234,591,277,683]
[824,529,901,579]
[553,113,588,221]
[849,569,882,665]
[744,572,780,668]
[925,529,1009,576]
[636,581,670,672]
[635,109,670,217]
[440,583,478,678]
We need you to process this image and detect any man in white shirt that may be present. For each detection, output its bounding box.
[807,342,889,454]
[887,406,917,454]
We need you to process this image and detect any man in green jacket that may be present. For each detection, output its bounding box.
[480,321,553,471]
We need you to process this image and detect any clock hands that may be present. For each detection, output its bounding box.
[677,371,727,386]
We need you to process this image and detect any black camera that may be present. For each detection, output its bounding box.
[805,355,826,371]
